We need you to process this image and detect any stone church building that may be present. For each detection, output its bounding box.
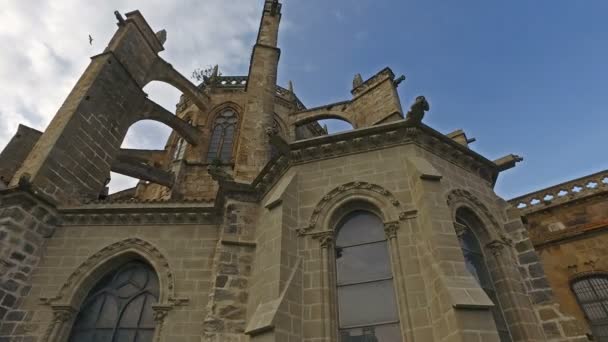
[0,1,601,341]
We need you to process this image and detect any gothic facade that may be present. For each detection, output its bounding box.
[0,1,594,341]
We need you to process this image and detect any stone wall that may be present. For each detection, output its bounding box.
[521,193,608,336]
[0,125,41,186]
[7,219,219,341]
[0,190,57,340]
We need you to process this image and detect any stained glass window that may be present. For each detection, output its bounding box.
[572,276,608,340]
[335,211,401,342]
[456,211,512,342]
[68,261,159,342]
[207,109,238,162]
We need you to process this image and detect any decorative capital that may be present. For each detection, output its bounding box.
[485,240,507,257]
[50,305,76,323]
[312,231,334,249]
[152,305,172,323]
[454,222,468,237]
[384,221,400,239]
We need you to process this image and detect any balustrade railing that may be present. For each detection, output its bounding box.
[509,170,608,213]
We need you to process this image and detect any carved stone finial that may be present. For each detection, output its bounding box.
[353,73,364,89]
[114,11,125,25]
[288,80,294,93]
[155,29,167,45]
[405,96,430,123]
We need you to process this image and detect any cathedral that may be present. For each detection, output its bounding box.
[0,1,606,341]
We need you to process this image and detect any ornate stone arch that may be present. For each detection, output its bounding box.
[42,238,185,308]
[39,238,186,342]
[446,188,505,243]
[298,181,417,340]
[297,181,416,236]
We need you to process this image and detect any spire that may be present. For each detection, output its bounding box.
[288,80,294,93]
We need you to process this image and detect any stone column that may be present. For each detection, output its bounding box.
[318,231,335,342]
[384,221,414,342]
[152,305,171,342]
[41,306,76,342]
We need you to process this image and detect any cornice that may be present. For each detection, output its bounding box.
[59,201,220,226]
[531,218,608,248]
[251,120,500,200]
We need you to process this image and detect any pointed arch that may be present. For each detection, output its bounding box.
[205,104,242,163]
[48,238,178,309]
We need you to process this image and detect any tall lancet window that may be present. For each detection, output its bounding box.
[335,211,401,341]
[207,109,238,162]
[571,275,608,340]
[68,261,159,342]
[455,209,512,342]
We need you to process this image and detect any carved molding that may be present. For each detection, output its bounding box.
[297,181,403,235]
[447,189,502,233]
[60,206,218,226]
[40,238,188,308]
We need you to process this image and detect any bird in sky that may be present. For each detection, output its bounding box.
[88,34,93,45]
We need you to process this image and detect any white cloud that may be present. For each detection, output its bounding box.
[0,0,264,192]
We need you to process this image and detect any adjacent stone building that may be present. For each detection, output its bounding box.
[0,1,593,341]
[510,170,608,340]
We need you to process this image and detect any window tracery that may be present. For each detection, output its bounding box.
[207,109,238,162]
[68,261,159,342]
[571,275,608,340]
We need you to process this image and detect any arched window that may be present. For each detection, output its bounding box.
[455,210,511,342]
[207,109,238,162]
[335,211,401,341]
[68,261,159,342]
[571,275,608,340]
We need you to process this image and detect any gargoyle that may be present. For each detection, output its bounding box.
[207,159,234,182]
[405,96,430,123]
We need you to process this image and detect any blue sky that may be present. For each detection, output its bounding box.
[274,0,608,199]
[1,0,606,198]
